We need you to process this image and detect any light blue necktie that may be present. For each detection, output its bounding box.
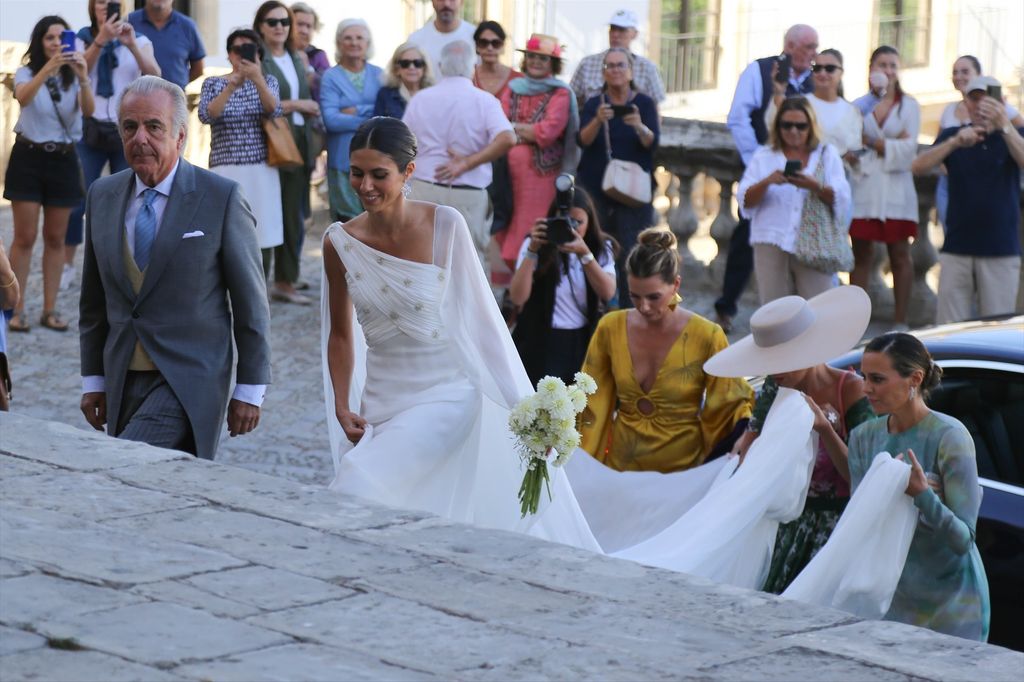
[134,188,158,271]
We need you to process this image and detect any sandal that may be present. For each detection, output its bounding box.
[8,312,30,333]
[39,310,69,332]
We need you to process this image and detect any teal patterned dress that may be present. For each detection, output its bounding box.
[847,411,990,641]
[755,373,875,593]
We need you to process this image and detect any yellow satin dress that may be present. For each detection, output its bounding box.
[579,310,753,472]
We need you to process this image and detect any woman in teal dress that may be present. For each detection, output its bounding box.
[849,332,989,641]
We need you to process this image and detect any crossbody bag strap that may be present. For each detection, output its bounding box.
[601,93,613,161]
[45,77,76,143]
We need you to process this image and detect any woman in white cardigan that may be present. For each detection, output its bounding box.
[738,96,851,303]
[848,46,920,330]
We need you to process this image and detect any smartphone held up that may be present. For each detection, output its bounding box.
[60,29,77,53]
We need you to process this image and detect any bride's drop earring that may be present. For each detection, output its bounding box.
[401,182,412,198]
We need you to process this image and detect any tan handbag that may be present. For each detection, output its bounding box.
[599,101,652,208]
[262,117,303,169]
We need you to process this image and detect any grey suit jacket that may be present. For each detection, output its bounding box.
[80,158,272,460]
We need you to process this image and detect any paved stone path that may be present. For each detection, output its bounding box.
[1,197,777,485]
[2,412,1021,681]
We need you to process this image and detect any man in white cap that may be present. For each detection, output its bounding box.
[569,9,666,107]
[912,75,1024,323]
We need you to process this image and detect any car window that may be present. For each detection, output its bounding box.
[928,367,1024,487]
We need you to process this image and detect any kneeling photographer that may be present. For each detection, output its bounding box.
[509,175,618,385]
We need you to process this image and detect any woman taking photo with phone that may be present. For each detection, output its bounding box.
[4,16,93,333]
[577,47,659,305]
[738,96,850,304]
[848,46,920,331]
[508,184,617,385]
[199,29,284,262]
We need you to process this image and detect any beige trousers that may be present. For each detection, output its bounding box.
[937,253,1021,323]
[409,179,491,276]
[753,243,835,305]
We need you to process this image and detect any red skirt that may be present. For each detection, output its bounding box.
[849,218,917,243]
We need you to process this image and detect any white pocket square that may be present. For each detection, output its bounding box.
[182,230,205,239]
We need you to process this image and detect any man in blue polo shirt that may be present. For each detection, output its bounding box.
[128,0,205,88]
[912,75,1024,323]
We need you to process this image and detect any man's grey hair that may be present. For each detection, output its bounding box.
[784,24,817,44]
[335,18,373,62]
[439,40,474,79]
[119,76,189,138]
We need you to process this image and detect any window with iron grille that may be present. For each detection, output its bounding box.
[875,0,931,67]
[657,0,720,92]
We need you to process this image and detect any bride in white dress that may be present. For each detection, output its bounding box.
[322,119,915,613]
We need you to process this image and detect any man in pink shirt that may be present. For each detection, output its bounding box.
[402,40,514,277]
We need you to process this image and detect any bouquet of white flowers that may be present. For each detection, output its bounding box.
[508,372,598,517]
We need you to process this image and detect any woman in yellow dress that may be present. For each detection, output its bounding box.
[579,228,753,472]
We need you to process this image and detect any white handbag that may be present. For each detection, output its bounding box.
[600,100,652,208]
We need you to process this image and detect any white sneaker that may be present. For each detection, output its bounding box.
[59,264,76,291]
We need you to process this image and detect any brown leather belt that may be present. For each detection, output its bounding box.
[15,135,75,154]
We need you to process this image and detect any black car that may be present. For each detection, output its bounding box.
[826,316,1024,651]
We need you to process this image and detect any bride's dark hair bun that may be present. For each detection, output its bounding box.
[627,227,679,283]
[351,117,418,170]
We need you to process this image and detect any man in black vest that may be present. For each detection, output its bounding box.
[715,24,818,332]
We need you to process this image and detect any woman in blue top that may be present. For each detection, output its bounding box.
[373,42,433,119]
[849,332,989,641]
[320,18,382,222]
[576,47,658,305]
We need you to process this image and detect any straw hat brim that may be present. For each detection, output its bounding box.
[703,286,872,378]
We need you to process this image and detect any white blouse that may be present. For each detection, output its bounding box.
[850,95,920,222]
[738,144,852,254]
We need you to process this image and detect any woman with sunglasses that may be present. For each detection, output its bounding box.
[199,29,284,264]
[577,47,659,305]
[321,18,382,224]
[373,43,434,119]
[738,96,851,304]
[254,1,320,305]
[4,15,93,333]
[497,34,579,274]
[767,49,862,166]
[472,21,521,99]
[848,46,920,332]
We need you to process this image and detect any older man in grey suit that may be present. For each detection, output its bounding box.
[80,76,271,459]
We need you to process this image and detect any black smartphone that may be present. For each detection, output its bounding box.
[544,218,576,245]
[60,29,76,53]
[775,53,791,85]
[107,1,121,20]
[783,159,802,176]
[986,84,1002,101]
[237,43,258,63]
[611,104,633,118]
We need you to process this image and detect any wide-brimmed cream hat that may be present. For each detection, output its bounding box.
[704,286,871,378]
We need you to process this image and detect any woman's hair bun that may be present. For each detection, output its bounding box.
[637,227,676,251]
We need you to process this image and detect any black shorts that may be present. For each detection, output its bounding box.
[3,140,84,207]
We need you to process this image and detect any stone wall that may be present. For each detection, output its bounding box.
[1,411,1021,680]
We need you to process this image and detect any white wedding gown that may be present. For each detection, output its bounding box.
[322,206,914,605]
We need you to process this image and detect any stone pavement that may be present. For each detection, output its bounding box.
[1,195,792,486]
[2,411,1021,681]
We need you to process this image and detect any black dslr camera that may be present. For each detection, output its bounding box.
[544,173,579,245]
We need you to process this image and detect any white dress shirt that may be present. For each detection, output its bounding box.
[402,76,513,189]
[737,144,852,253]
[82,160,266,406]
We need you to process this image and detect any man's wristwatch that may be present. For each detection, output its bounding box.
[579,252,595,266]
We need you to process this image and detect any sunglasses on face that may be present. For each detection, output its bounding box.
[811,63,842,73]
[398,59,425,69]
[476,38,503,49]
[263,17,290,28]
[779,121,809,131]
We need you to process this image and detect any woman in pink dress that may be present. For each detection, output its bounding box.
[498,34,579,270]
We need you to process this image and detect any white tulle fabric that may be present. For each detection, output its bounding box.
[783,453,917,619]
[320,206,913,608]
